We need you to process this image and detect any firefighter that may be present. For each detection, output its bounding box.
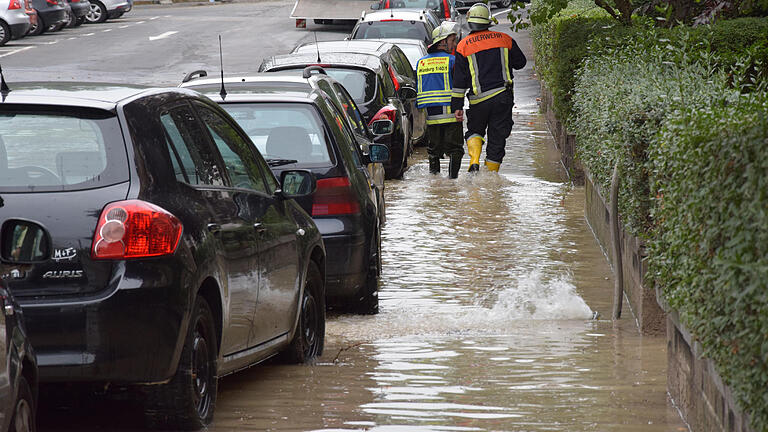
[451,2,527,172]
[416,21,463,178]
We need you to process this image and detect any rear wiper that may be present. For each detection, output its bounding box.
[266,158,299,167]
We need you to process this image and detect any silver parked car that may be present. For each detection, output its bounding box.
[0,0,30,46]
[85,0,129,23]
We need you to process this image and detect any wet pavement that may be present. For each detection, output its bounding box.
[37,21,688,432]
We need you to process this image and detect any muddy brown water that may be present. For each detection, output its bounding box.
[37,29,688,432]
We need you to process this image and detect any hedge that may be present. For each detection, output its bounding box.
[648,92,768,431]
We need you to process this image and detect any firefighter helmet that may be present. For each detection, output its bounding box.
[467,3,497,31]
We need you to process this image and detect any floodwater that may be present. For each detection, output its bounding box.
[37,31,688,432]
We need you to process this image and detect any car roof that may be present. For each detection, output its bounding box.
[362,8,430,21]
[0,82,156,111]
[294,40,395,55]
[365,38,428,48]
[262,52,384,72]
[181,74,324,104]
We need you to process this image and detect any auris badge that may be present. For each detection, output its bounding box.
[42,270,84,279]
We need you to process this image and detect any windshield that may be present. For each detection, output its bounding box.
[220,103,334,167]
[322,68,378,104]
[0,110,128,193]
[354,21,430,44]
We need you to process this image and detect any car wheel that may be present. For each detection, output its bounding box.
[0,20,10,46]
[355,226,381,315]
[86,1,107,23]
[66,10,76,27]
[27,12,44,36]
[75,15,86,26]
[281,262,325,362]
[10,376,36,432]
[144,296,217,430]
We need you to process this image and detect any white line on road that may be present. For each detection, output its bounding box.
[0,46,34,58]
[493,8,510,17]
[149,16,159,20]
[68,37,77,40]
[103,28,113,32]
[149,31,178,41]
[136,21,145,24]
[83,33,95,36]
[119,24,131,28]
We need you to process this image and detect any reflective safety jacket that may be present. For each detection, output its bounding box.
[416,51,459,125]
[450,30,527,110]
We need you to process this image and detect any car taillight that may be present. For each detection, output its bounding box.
[91,200,183,260]
[388,65,401,91]
[369,105,397,125]
[44,0,57,5]
[443,0,450,19]
[8,0,21,9]
[312,177,360,216]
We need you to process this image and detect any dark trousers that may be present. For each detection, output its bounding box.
[427,121,464,159]
[465,90,514,163]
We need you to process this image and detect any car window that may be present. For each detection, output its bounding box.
[220,102,335,168]
[391,47,416,80]
[398,44,425,71]
[160,106,225,187]
[332,83,369,137]
[316,99,363,169]
[0,110,129,193]
[322,68,377,104]
[354,21,430,45]
[379,64,396,96]
[195,104,268,193]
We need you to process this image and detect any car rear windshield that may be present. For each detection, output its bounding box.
[0,109,129,193]
[220,103,334,167]
[398,45,425,70]
[322,68,377,104]
[354,21,430,43]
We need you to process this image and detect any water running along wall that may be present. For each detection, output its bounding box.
[539,82,756,432]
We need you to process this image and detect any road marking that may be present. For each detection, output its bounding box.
[102,28,113,32]
[23,39,60,45]
[68,37,77,40]
[83,32,95,36]
[0,46,34,58]
[149,16,159,20]
[493,8,510,17]
[149,31,178,41]
[119,24,131,28]
[136,20,145,24]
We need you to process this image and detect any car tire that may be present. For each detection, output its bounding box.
[27,12,44,36]
[10,376,36,432]
[75,15,86,26]
[281,262,325,363]
[0,20,11,46]
[355,225,381,315]
[66,10,76,27]
[144,296,218,430]
[86,1,108,23]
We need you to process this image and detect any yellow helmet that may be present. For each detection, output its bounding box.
[467,3,497,31]
[428,22,458,51]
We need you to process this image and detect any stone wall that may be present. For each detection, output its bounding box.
[660,294,756,432]
[540,83,583,185]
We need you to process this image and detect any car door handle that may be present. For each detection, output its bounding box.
[253,223,267,233]
[207,223,221,234]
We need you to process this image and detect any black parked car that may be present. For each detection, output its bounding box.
[0,220,45,432]
[26,0,67,35]
[260,52,416,179]
[65,0,89,27]
[181,69,391,314]
[291,39,427,148]
[0,83,326,429]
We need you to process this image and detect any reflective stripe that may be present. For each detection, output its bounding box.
[468,87,506,104]
[468,54,481,96]
[467,133,484,141]
[501,47,512,83]
[451,87,467,98]
[427,116,460,125]
[426,106,458,124]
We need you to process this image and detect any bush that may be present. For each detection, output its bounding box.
[648,92,768,431]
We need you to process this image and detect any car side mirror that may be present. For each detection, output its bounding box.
[0,219,51,264]
[279,170,317,199]
[366,144,390,164]
[370,119,394,136]
[399,86,417,100]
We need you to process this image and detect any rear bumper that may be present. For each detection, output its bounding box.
[105,0,130,13]
[69,2,89,17]
[38,8,67,26]
[314,218,367,299]
[18,258,192,384]
[9,22,30,39]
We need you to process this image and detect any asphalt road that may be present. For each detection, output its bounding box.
[1,0,353,86]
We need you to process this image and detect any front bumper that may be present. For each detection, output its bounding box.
[19,259,191,384]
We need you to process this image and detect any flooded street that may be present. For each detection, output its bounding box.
[35,25,688,432]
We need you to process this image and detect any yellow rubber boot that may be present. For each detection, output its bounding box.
[485,161,500,172]
[467,136,483,173]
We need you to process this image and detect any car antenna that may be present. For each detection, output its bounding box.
[0,64,10,102]
[313,31,322,63]
[218,35,227,101]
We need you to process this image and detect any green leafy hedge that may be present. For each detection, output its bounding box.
[648,92,768,431]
